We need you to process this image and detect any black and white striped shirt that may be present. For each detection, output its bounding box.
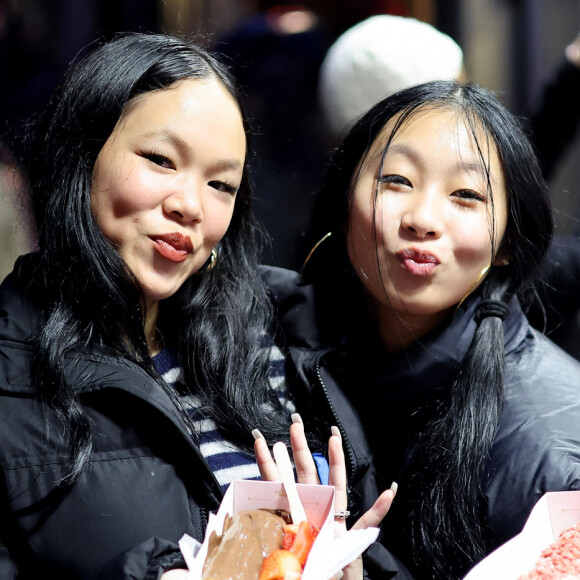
[153,342,295,492]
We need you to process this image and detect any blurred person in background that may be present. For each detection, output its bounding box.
[317,14,464,142]
[215,5,331,270]
[0,143,36,281]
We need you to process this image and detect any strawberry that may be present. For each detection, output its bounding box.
[259,549,302,580]
[288,521,318,567]
[282,523,299,550]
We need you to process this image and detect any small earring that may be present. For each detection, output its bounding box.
[502,257,510,266]
[205,248,218,272]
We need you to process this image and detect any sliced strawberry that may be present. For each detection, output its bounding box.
[288,521,317,567]
[259,549,302,580]
[282,523,299,550]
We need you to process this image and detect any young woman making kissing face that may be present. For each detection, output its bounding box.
[347,107,509,351]
[267,80,580,580]
[91,77,246,343]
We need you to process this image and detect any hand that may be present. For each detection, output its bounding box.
[160,570,189,579]
[253,414,397,580]
[566,32,580,67]
[254,413,321,485]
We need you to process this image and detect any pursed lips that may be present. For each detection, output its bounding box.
[150,232,194,263]
[152,232,194,253]
[397,247,440,264]
[396,247,440,276]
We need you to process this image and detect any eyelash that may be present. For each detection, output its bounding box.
[208,180,240,195]
[142,150,173,169]
[142,151,240,195]
[379,174,486,203]
[378,174,409,186]
[453,189,486,203]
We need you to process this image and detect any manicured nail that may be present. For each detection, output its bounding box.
[390,481,398,497]
[291,413,303,424]
[252,429,264,440]
[331,426,341,439]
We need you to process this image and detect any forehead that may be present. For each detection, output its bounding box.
[366,106,500,171]
[103,77,246,161]
[118,78,243,135]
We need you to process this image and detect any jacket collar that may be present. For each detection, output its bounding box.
[264,265,527,409]
[344,290,526,412]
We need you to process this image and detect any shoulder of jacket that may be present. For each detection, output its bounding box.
[506,324,580,384]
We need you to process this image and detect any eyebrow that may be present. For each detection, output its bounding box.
[385,143,497,185]
[145,129,243,172]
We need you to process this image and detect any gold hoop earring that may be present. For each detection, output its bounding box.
[457,264,490,310]
[301,232,333,275]
[205,248,218,272]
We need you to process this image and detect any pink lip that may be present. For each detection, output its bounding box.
[396,247,440,276]
[151,233,194,263]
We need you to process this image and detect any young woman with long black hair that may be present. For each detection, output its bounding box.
[0,33,410,580]
[263,80,580,580]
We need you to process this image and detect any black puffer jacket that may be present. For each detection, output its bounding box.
[0,256,413,579]
[263,265,580,576]
[0,258,222,579]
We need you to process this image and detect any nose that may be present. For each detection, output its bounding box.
[400,191,442,239]
[163,181,204,224]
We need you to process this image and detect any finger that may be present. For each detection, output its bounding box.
[161,570,190,579]
[350,484,397,531]
[327,426,349,535]
[339,557,362,580]
[328,426,347,507]
[289,414,319,484]
[253,429,280,482]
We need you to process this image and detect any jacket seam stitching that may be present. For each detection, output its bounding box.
[5,453,155,472]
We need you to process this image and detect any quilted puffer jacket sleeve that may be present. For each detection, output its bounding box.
[483,327,580,548]
[85,536,187,580]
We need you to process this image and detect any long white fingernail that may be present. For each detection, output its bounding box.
[291,413,303,424]
[252,429,264,440]
[331,426,341,439]
[390,481,398,497]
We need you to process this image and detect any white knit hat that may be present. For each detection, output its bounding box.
[318,15,464,137]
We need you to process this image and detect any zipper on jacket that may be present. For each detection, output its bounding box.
[201,506,209,535]
[313,350,356,483]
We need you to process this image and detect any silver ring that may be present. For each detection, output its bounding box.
[334,510,351,520]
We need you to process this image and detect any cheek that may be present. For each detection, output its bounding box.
[347,198,374,258]
[92,155,153,220]
[452,218,494,265]
[205,202,237,246]
[106,175,154,218]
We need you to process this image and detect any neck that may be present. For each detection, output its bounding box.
[367,296,453,354]
[144,301,161,356]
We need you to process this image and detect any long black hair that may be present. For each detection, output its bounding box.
[18,32,291,486]
[305,80,552,578]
